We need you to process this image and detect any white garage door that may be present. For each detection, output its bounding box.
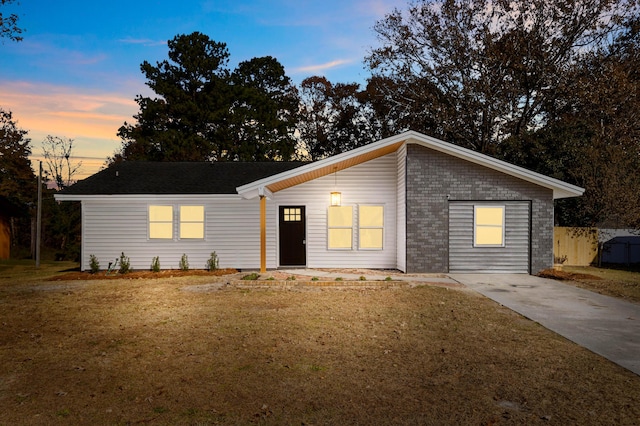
[449,201,530,273]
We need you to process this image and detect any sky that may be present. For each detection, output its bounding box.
[0,0,406,180]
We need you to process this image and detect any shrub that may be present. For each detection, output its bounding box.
[241,272,260,280]
[89,254,100,274]
[359,276,367,281]
[311,276,319,281]
[179,254,189,271]
[335,277,343,281]
[384,276,392,281]
[151,256,160,272]
[206,251,219,271]
[118,252,131,274]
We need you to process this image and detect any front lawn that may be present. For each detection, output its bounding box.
[0,267,639,424]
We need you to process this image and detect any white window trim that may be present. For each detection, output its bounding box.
[179,205,206,240]
[327,205,353,250]
[148,204,174,241]
[358,204,384,250]
[473,205,506,248]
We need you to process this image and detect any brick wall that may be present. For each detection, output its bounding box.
[405,144,554,273]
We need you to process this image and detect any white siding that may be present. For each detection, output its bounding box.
[396,144,407,272]
[78,153,400,272]
[274,153,398,269]
[80,195,270,271]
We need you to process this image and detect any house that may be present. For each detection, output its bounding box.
[55,131,584,274]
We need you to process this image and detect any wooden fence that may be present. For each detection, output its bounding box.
[553,227,598,266]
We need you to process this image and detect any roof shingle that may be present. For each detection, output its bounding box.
[59,162,307,195]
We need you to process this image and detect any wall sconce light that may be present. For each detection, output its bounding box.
[330,166,341,206]
[331,191,341,206]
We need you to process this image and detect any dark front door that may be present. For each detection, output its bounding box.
[279,206,306,266]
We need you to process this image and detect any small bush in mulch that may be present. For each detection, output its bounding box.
[241,272,261,280]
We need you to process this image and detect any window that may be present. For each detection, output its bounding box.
[328,206,352,249]
[283,207,302,222]
[149,205,173,239]
[359,205,384,249]
[474,206,505,247]
[180,205,204,239]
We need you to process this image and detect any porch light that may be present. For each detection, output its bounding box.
[331,191,342,206]
[330,166,341,206]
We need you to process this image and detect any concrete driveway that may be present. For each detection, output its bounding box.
[449,274,640,376]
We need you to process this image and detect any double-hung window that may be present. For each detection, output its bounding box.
[149,205,173,239]
[474,206,505,247]
[328,206,353,249]
[149,205,205,240]
[180,206,205,239]
[359,205,384,249]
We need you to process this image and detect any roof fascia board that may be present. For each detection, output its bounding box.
[235,129,582,200]
[236,132,412,195]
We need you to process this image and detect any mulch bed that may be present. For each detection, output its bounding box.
[48,268,239,281]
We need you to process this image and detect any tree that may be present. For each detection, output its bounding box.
[117,32,299,162]
[551,19,640,229]
[0,108,34,205]
[0,108,35,253]
[41,135,82,190]
[366,0,635,154]
[297,76,381,160]
[0,0,24,42]
[224,56,299,161]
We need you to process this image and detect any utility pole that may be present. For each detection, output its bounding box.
[36,161,42,268]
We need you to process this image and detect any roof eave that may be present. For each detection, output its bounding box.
[236,132,412,197]
[237,130,584,200]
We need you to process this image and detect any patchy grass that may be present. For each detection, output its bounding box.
[542,266,640,304]
[0,267,639,425]
[0,260,79,284]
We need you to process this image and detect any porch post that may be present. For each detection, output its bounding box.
[260,194,266,273]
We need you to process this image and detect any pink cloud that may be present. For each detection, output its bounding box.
[0,81,140,178]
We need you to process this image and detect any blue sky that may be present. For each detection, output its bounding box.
[0,0,405,178]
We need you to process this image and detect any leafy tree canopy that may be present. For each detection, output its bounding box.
[366,0,635,155]
[0,0,24,42]
[297,76,384,160]
[116,32,299,162]
[0,108,34,207]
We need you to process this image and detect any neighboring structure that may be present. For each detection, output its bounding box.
[599,229,640,265]
[55,131,584,274]
[0,196,23,259]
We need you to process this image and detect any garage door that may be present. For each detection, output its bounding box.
[449,201,530,273]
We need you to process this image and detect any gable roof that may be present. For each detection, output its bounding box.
[237,131,584,200]
[56,161,307,197]
[56,131,584,201]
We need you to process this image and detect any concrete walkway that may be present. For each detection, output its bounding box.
[449,274,640,376]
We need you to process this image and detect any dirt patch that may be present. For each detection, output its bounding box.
[537,268,602,281]
[1,274,639,425]
[538,267,640,304]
